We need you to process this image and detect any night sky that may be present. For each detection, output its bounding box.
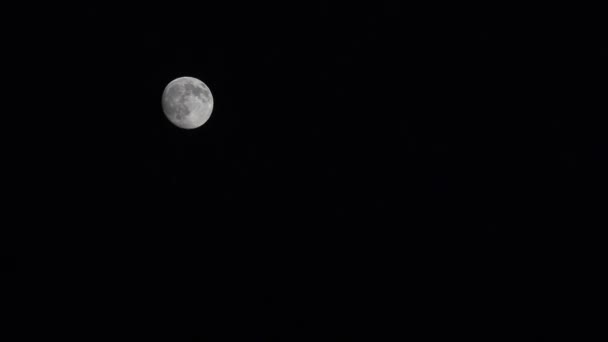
[4,3,605,341]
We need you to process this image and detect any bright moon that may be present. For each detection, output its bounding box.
[162,76,214,129]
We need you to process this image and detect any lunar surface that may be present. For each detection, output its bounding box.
[162,77,214,129]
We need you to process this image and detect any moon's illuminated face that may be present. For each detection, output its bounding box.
[162,77,214,129]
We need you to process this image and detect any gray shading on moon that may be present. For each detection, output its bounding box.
[162,76,214,129]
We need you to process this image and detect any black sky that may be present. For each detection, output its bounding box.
[4,3,606,341]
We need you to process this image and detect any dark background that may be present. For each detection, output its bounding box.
[4,3,606,341]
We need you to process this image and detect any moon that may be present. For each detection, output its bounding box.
[162,76,214,129]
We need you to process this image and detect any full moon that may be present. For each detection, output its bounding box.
[162,76,214,129]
